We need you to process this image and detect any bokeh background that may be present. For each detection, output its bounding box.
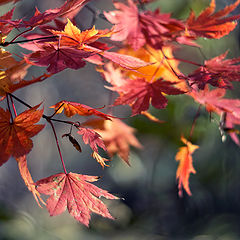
[0,0,240,239]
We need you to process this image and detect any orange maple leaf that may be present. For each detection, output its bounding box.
[186,0,240,39]
[0,49,49,96]
[84,118,142,165]
[16,155,45,207]
[0,48,29,95]
[175,137,199,197]
[110,45,188,91]
[0,104,45,165]
[50,100,115,120]
[35,172,118,226]
[52,18,113,50]
[92,151,111,168]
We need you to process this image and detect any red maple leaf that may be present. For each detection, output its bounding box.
[139,9,185,49]
[0,8,21,38]
[225,113,240,146]
[104,0,145,50]
[188,52,240,89]
[77,127,106,152]
[190,87,240,145]
[0,104,44,165]
[84,118,142,165]
[190,86,240,116]
[113,78,184,115]
[35,172,118,226]
[185,0,240,39]
[104,0,184,50]
[26,44,93,74]
[0,0,19,5]
[20,0,90,28]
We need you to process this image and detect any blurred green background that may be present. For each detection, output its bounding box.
[0,0,240,239]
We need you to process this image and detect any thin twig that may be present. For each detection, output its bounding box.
[8,93,79,127]
[47,119,68,174]
[168,57,202,67]
[1,36,58,47]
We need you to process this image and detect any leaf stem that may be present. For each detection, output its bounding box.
[160,48,192,91]
[47,119,68,174]
[189,104,201,140]
[9,95,17,117]
[160,48,180,78]
[6,94,14,123]
[168,57,202,67]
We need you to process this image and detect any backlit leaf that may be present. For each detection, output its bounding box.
[35,172,118,226]
[175,137,199,197]
[0,104,44,165]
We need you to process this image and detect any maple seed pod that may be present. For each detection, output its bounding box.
[62,133,82,152]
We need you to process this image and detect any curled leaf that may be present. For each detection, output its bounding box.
[175,137,199,197]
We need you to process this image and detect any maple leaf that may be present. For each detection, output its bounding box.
[0,49,50,96]
[190,87,240,145]
[51,19,150,70]
[26,44,93,74]
[104,0,184,50]
[104,0,145,50]
[77,127,106,152]
[113,78,184,115]
[16,155,45,207]
[139,9,185,49]
[0,48,29,95]
[190,86,240,116]
[20,0,90,28]
[25,19,149,73]
[100,51,152,70]
[50,100,115,120]
[0,104,45,165]
[188,52,240,89]
[175,137,199,197]
[116,45,187,90]
[83,118,142,165]
[185,0,240,39]
[0,8,20,38]
[0,0,19,5]
[225,113,240,146]
[52,19,113,49]
[92,151,110,168]
[35,172,118,226]
[100,62,128,88]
